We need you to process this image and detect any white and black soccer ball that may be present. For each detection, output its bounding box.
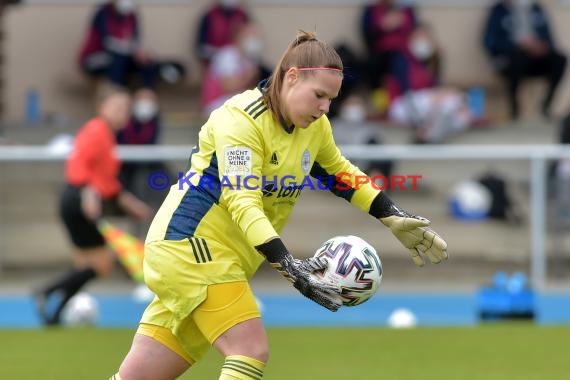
[313,235,382,307]
[61,292,99,327]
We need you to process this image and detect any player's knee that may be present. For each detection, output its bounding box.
[94,259,114,277]
[241,341,270,363]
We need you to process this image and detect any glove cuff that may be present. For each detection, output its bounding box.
[255,238,289,264]
[370,191,405,219]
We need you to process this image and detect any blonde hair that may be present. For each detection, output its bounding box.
[95,82,130,109]
[262,30,343,122]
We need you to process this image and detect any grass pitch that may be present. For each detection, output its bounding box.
[1,324,568,379]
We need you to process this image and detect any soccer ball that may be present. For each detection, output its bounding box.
[61,292,99,326]
[312,235,382,306]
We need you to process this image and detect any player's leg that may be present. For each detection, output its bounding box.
[112,295,196,380]
[216,321,267,380]
[114,328,191,380]
[35,185,110,325]
[193,281,267,379]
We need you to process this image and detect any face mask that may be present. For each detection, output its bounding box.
[410,39,434,60]
[219,0,239,8]
[116,0,136,15]
[340,104,367,124]
[133,100,158,122]
[241,37,262,59]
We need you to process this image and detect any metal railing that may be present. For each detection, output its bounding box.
[2,143,569,290]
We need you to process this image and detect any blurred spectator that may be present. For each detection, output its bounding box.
[331,94,394,181]
[361,0,417,89]
[195,0,250,68]
[387,24,472,143]
[328,43,367,119]
[78,0,159,89]
[116,88,174,213]
[482,0,567,120]
[117,88,160,145]
[200,22,264,115]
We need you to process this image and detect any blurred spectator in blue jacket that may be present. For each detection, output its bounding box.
[482,0,567,120]
[195,0,250,68]
[78,0,159,89]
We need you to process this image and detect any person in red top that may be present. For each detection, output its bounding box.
[361,0,417,88]
[78,0,158,88]
[195,0,250,67]
[35,89,152,326]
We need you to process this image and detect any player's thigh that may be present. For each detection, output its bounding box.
[119,333,190,380]
[59,185,106,248]
[192,281,267,361]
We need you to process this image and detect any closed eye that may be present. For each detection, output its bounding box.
[316,92,336,102]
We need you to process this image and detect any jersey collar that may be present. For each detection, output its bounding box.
[257,79,295,134]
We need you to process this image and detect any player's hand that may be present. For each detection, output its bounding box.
[117,191,153,221]
[273,255,342,312]
[380,213,448,267]
[80,186,102,222]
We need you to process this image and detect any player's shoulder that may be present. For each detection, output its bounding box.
[208,88,272,129]
[226,88,268,120]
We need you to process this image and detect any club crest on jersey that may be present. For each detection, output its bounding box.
[301,149,311,174]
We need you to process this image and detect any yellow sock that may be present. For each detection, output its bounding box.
[219,355,266,380]
[109,374,122,380]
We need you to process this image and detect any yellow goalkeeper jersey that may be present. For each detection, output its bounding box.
[146,85,380,281]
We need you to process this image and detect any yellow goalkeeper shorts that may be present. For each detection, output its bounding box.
[138,281,261,364]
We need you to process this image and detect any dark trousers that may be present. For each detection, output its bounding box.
[499,50,567,119]
[82,53,159,89]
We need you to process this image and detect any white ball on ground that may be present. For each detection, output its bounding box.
[387,308,418,329]
[61,292,99,327]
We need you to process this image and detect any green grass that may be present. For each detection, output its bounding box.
[1,325,569,379]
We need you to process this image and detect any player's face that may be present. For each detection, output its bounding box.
[281,68,342,129]
[101,93,132,131]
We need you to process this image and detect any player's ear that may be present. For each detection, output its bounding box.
[284,67,299,86]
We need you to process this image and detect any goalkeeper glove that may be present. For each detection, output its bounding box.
[373,192,448,267]
[256,238,342,312]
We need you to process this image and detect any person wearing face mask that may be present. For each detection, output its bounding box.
[386,24,472,143]
[195,0,251,68]
[116,88,173,215]
[332,95,395,181]
[78,0,159,89]
[200,23,265,116]
[482,0,567,119]
[388,23,441,96]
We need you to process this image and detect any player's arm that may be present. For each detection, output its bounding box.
[213,110,341,311]
[313,118,447,267]
[370,191,447,267]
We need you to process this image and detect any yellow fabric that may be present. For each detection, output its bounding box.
[220,355,266,380]
[136,323,194,365]
[145,87,380,281]
[139,281,261,364]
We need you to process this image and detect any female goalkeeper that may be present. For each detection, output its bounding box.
[111,30,447,380]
